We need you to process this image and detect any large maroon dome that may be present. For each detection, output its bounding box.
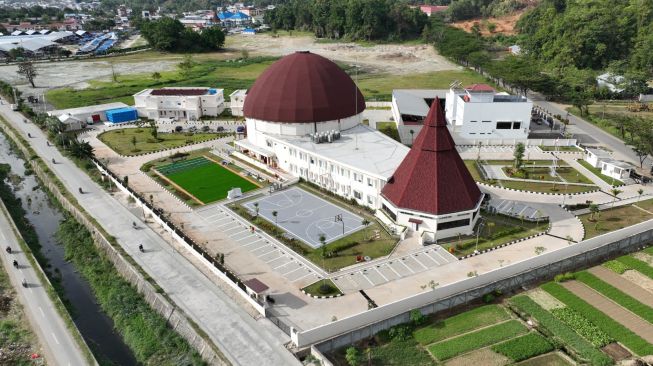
[243,51,366,123]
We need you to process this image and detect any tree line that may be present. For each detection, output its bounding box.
[139,17,225,52]
[264,0,428,41]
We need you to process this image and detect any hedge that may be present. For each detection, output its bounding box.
[508,296,612,366]
[491,332,553,361]
[550,307,613,347]
[542,282,653,356]
[427,320,527,360]
[414,305,510,345]
[575,271,653,324]
[616,256,653,279]
[603,260,631,274]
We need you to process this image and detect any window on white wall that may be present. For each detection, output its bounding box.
[367,178,373,187]
[353,190,362,199]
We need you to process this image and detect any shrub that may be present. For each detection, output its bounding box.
[483,293,495,303]
[554,272,575,282]
[542,282,653,356]
[388,325,412,341]
[508,295,612,366]
[603,259,631,274]
[491,332,553,361]
[427,320,527,360]
[410,309,426,326]
[551,307,613,347]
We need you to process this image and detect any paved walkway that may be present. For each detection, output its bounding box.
[0,103,301,366]
[562,281,653,343]
[588,266,653,306]
[0,203,92,366]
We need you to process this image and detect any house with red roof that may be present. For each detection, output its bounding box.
[418,5,449,16]
[380,99,483,241]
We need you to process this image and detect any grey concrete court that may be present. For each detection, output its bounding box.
[243,187,364,248]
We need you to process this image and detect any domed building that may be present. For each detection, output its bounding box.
[234,51,410,209]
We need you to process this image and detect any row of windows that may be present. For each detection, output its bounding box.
[287,147,376,188]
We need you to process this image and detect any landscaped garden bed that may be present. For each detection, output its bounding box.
[98,127,232,155]
[302,279,343,297]
[579,204,653,239]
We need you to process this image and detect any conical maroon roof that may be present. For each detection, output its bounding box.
[243,51,366,123]
[381,99,482,215]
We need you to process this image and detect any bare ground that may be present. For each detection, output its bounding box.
[225,34,459,75]
[622,270,653,294]
[451,11,528,36]
[588,266,653,306]
[602,343,631,361]
[527,288,565,310]
[444,348,510,366]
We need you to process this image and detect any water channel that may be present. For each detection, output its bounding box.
[0,132,138,365]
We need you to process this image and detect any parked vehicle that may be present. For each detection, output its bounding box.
[217,126,225,132]
[174,126,183,132]
[236,126,245,133]
[10,104,17,111]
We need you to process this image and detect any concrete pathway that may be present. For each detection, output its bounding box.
[562,281,653,343]
[589,266,653,306]
[0,103,301,366]
[0,204,93,366]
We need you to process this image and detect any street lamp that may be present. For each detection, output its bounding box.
[474,218,485,253]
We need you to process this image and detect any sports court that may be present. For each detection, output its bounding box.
[157,157,259,204]
[243,187,364,248]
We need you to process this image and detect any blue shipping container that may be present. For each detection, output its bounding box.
[106,107,138,123]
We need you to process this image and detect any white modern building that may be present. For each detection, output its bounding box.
[391,85,533,144]
[48,102,129,124]
[445,84,532,140]
[584,147,612,168]
[133,87,225,120]
[234,51,409,209]
[229,89,247,116]
[600,160,632,181]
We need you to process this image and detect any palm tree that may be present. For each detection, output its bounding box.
[318,233,328,292]
[409,129,414,145]
[253,202,259,218]
[610,188,622,209]
[637,188,644,202]
[272,210,278,224]
[361,218,370,240]
[69,138,94,160]
[589,204,599,221]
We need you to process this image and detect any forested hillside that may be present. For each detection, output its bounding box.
[264,0,427,41]
[517,0,653,76]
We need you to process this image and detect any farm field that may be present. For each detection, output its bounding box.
[157,157,259,204]
[329,249,653,365]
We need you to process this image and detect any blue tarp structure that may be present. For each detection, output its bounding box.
[106,107,138,123]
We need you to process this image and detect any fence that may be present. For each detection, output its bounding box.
[300,219,653,351]
[0,125,228,365]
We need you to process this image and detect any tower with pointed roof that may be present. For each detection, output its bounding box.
[380,99,483,241]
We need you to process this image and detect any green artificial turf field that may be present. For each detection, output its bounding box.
[159,157,258,203]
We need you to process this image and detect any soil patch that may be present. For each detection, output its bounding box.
[451,11,528,36]
[633,252,653,265]
[588,266,653,306]
[622,270,653,294]
[445,348,510,366]
[527,288,564,310]
[601,343,631,361]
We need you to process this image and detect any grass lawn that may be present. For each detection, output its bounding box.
[635,198,653,212]
[427,320,527,361]
[302,279,343,297]
[539,145,582,152]
[98,128,228,155]
[579,204,653,239]
[439,213,548,257]
[577,159,624,186]
[159,157,259,204]
[413,305,510,345]
[499,180,597,194]
[375,121,400,142]
[357,69,494,101]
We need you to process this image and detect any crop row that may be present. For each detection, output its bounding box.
[603,260,631,274]
[491,332,554,362]
[427,320,527,361]
[413,304,510,345]
[550,307,613,347]
[575,271,653,324]
[542,282,653,356]
[508,295,612,366]
[617,256,653,279]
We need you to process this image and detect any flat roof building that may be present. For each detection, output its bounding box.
[133,87,225,121]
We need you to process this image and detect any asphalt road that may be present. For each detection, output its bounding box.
[0,204,91,366]
[0,103,300,365]
[531,95,652,171]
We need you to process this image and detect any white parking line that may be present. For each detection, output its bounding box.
[412,255,429,269]
[264,253,283,263]
[223,226,245,233]
[359,271,375,286]
[291,271,315,283]
[241,238,265,247]
[215,221,237,228]
[373,267,388,282]
[280,265,304,276]
[386,263,402,278]
[256,247,279,257]
[435,250,454,263]
[397,259,415,273]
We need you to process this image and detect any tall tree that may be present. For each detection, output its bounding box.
[17,60,37,88]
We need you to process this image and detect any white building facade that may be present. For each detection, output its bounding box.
[133,87,225,120]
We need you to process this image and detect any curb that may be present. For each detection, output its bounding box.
[458,230,549,260]
[300,289,344,299]
[478,181,600,196]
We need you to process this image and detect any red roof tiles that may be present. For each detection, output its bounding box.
[381,99,482,215]
[465,84,495,92]
[243,51,366,123]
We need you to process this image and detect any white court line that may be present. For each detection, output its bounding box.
[373,267,388,282]
[396,260,415,274]
[411,255,429,270]
[292,271,315,283]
